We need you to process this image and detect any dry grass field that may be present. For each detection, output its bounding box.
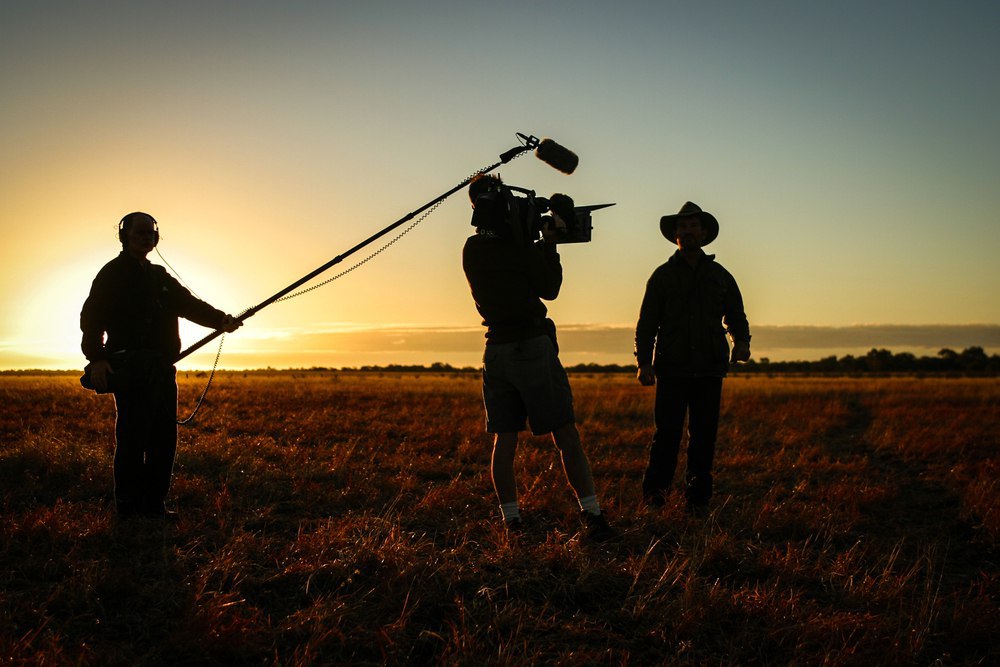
[2,372,998,665]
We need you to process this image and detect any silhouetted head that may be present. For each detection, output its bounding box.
[659,202,718,246]
[468,173,504,206]
[119,211,159,257]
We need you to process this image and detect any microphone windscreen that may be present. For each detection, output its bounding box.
[535,138,579,174]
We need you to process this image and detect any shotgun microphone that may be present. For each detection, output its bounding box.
[513,133,579,174]
[535,137,579,174]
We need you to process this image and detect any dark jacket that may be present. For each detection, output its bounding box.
[635,250,750,377]
[462,233,562,344]
[80,252,229,363]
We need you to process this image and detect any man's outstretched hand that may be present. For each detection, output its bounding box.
[221,315,243,333]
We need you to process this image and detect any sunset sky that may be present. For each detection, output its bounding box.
[2,1,998,370]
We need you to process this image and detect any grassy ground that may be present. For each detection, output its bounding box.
[1,372,998,665]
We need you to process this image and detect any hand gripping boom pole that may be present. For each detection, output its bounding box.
[174,139,536,363]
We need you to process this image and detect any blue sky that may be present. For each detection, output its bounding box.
[1,1,998,368]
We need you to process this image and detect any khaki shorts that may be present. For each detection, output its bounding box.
[481,335,575,435]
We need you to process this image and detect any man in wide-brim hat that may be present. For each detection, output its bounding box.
[659,201,719,246]
[634,201,751,514]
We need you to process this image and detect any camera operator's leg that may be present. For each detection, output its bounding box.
[553,422,616,541]
[551,422,597,503]
[492,432,519,505]
[481,342,528,527]
[517,336,593,501]
[492,432,521,526]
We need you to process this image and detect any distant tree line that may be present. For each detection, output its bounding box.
[329,362,479,374]
[562,346,999,375]
[5,347,995,376]
[322,347,999,376]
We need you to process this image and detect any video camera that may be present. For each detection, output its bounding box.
[470,178,614,245]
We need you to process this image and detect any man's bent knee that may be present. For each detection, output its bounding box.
[551,422,582,452]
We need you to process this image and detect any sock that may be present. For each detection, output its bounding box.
[578,495,601,516]
[500,501,520,522]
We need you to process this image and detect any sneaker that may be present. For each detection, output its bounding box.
[580,511,619,543]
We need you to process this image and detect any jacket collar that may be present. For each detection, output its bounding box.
[668,249,715,266]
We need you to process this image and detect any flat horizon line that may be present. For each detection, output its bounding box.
[2,323,998,372]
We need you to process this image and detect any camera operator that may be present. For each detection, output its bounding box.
[462,174,616,542]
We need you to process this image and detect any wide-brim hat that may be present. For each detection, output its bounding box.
[659,201,719,245]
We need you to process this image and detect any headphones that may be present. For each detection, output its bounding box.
[118,211,160,246]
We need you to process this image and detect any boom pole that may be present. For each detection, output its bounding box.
[175,145,529,363]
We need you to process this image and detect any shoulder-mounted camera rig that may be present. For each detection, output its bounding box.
[471,180,615,245]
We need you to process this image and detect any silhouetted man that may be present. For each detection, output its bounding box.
[462,174,615,542]
[635,202,751,514]
[81,212,241,519]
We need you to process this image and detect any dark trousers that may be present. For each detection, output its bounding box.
[112,364,178,515]
[642,375,723,506]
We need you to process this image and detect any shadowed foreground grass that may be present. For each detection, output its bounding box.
[1,372,998,664]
